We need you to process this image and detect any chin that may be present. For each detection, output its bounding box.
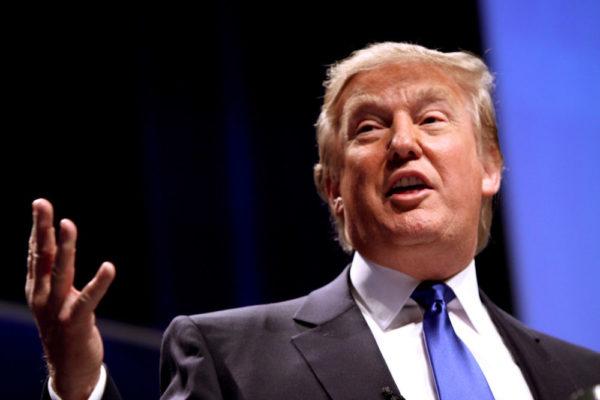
[353,225,442,252]
[386,230,442,248]
[386,211,444,238]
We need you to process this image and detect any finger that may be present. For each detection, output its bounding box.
[49,219,77,306]
[71,262,116,320]
[27,199,50,278]
[27,201,39,280]
[31,199,57,299]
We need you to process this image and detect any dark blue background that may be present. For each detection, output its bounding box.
[2,2,515,397]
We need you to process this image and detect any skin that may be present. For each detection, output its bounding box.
[327,62,502,280]
[26,198,115,399]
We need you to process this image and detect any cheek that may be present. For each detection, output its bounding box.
[338,151,382,214]
[341,148,378,187]
[431,140,485,197]
[435,133,481,169]
[340,169,368,208]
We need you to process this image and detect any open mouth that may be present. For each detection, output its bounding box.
[386,176,430,196]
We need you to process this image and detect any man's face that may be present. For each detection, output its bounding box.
[328,62,500,275]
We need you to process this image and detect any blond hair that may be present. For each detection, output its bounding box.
[313,42,502,253]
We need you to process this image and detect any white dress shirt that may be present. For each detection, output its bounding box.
[350,252,534,400]
[48,364,107,400]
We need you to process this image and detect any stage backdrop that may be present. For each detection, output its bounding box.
[481,0,600,351]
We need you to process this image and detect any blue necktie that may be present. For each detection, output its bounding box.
[411,282,494,400]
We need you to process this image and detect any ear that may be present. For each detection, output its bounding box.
[325,177,344,216]
[481,147,502,197]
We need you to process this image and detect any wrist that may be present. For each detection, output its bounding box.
[50,366,102,400]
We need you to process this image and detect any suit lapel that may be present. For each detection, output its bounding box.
[482,293,578,400]
[291,267,401,400]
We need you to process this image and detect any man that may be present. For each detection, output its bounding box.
[27,42,600,400]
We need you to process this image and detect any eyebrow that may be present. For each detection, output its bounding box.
[340,93,382,124]
[339,86,459,128]
[336,93,381,138]
[409,87,458,112]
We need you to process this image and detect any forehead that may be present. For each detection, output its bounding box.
[334,62,467,114]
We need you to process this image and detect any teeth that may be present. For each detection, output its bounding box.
[393,176,424,189]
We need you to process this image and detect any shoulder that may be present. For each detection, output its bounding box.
[490,300,599,358]
[484,297,600,386]
[520,321,600,389]
[535,330,600,365]
[165,266,354,340]
[163,296,309,344]
[160,296,317,391]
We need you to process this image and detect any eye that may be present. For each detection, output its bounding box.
[422,116,439,124]
[420,112,447,125]
[355,121,381,135]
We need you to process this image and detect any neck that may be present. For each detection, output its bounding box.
[356,241,475,280]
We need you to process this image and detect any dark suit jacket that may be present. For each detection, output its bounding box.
[44,267,600,400]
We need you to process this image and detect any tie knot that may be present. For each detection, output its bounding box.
[411,281,456,312]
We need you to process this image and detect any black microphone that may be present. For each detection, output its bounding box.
[569,384,600,400]
[381,386,406,400]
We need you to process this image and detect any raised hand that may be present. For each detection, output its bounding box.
[25,199,116,399]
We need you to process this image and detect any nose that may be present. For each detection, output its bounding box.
[387,113,422,162]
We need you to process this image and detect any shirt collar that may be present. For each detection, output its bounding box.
[350,252,486,333]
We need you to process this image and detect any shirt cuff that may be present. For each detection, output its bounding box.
[48,365,107,400]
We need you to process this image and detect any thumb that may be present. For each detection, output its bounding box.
[71,262,116,321]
